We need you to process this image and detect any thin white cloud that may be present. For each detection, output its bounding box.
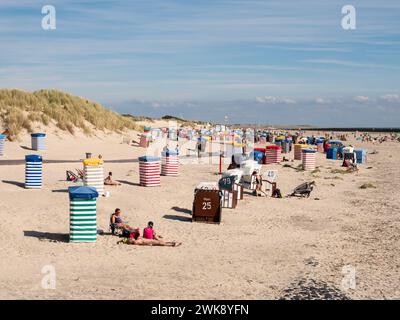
[256,96,296,104]
[303,59,400,70]
[354,96,370,102]
[380,94,400,102]
[315,97,330,104]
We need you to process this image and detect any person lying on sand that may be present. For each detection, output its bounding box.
[118,238,181,247]
[111,208,134,231]
[104,172,121,186]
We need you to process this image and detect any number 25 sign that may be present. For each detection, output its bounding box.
[202,202,212,210]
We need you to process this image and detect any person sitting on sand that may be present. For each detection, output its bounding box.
[143,221,162,240]
[118,237,181,247]
[104,172,121,186]
[111,208,134,232]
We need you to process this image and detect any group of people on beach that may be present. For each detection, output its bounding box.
[110,208,182,247]
[95,152,180,247]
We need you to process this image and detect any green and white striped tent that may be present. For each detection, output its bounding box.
[68,186,99,243]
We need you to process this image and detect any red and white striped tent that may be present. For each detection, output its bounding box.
[161,150,179,176]
[302,149,317,171]
[265,145,282,164]
[139,156,161,187]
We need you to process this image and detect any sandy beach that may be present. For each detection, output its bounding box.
[0,126,399,300]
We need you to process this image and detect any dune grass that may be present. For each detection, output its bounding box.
[360,183,377,189]
[0,89,141,140]
[330,169,351,174]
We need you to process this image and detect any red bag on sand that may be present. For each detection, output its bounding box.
[130,228,140,240]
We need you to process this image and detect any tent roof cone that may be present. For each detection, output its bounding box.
[83,158,104,166]
[68,186,99,200]
[161,150,179,156]
[25,154,42,162]
[139,156,160,162]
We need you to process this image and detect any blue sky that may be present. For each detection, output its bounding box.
[0,0,399,126]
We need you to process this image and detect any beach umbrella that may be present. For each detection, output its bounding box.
[25,155,42,189]
[68,186,98,243]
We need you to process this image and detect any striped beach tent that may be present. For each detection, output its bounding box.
[31,133,46,151]
[302,149,316,171]
[265,145,281,164]
[68,186,98,243]
[294,144,309,160]
[83,158,104,195]
[139,156,161,187]
[161,150,179,176]
[25,155,43,189]
[0,134,6,156]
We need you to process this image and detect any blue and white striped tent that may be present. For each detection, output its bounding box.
[68,186,99,243]
[25,155,43,189]
[0,134,6,156]
[31,133,46,151]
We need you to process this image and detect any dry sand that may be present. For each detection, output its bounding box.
[0,128,399,299]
